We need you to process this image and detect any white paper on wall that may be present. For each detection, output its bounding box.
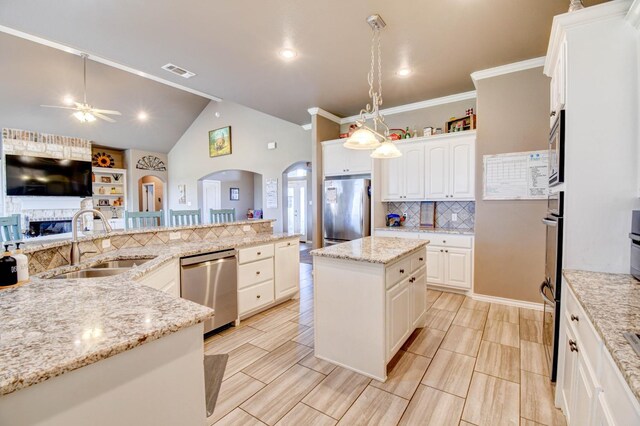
[266,178,278,209]
[483,150,549,200]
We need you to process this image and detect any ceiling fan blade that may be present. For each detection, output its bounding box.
[41,105,77,110]
[93,112,116,123]
[91,108,122,115]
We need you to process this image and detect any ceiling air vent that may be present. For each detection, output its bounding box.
[161,63,196,79]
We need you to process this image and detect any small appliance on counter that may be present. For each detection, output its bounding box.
[629,210,640,280]
[386,214,402,227]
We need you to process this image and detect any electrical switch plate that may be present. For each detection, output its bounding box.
[169,232,181,240]
[102,239,111,249]
[451,213,458,222]
[267,141,277,150]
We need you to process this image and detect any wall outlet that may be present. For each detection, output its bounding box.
[451,213,458,222]
[102,239,111,249]
[242,225,250,232]
[187,201,192,207]
[169,232,181,240]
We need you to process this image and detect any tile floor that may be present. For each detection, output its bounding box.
[205,263,566,426]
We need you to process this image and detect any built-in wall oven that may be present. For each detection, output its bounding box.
[549,110,565,187]
[541,191,564,382]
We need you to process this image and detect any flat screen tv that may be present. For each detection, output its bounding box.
[5,155,92,197]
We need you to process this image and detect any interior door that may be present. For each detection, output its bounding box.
[288,180,306,236]
[450,139,475,199]
[202,180,221,221]
[425,142,449,200]
[142,183,155,212]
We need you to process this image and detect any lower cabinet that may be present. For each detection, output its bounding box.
[386,278,412,357]
[411,268,427,328]
[136,259,180,297]
[275,239,300,299]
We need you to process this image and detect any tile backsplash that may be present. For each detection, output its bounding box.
[386,201,475,230]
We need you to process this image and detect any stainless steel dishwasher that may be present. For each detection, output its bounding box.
[180,249,237,334]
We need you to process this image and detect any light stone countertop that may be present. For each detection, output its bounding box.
[562,269,640,402]
[310,236,429,264]
[375,226,474,235]
[0,231,298,397]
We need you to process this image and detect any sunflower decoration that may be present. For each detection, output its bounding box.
[92,152,115,168]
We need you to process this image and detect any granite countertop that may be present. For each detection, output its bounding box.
[562,270,640,402]
[310,236,428,264]
[375,226,474,235]
[0,232,298,397]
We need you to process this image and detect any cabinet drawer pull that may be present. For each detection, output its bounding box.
[445,250,448,253]
[443,240,446,243]
[256,294,261,299]
[256,271,261,275]
[287,242,291,246]
[399,269,405,274]
[440,249,444,253]
[571,314,579,322]
[550,110,556,117]
[257,252,262,256]
[569,339,578,352]
[419,257,424,261]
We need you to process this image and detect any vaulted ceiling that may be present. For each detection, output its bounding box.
[0,0,609,146]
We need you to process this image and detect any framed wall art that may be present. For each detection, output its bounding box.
[230,187,239,201]
[209,126,232,157]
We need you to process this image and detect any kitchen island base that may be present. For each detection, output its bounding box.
[312,238,428,381]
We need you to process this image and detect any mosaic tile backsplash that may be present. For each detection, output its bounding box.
[386,201,475,230]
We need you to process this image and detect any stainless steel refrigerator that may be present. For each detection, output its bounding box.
[323,177,371,246]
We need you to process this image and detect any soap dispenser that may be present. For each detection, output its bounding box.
[13,242,29,283]
[0,244,18,286]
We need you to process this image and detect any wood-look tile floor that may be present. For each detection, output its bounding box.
[205,263,566,426]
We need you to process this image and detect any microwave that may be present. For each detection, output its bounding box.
[549,109,565,187]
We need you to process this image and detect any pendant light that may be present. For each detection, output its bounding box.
[343,15,401,159]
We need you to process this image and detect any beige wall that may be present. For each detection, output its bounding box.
[311,115,339,248]
[474,67,550,303]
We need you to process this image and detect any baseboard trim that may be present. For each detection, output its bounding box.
[471,293,543,311]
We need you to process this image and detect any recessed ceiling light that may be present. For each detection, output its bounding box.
[63,95,75,105]
[137,111,148,121]
[279,48,297,60]
[396,68,412,77]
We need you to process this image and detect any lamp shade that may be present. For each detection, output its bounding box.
[370,141,402,159]
[343,128,381,150]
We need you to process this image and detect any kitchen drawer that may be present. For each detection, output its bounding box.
[238,280,274,315]
[410,249,426,273]
[238,243,274,264]
[275,239,299,249]
[422,233,473,249]
[599,349,640,425]
[564,287,602,367]
[375,229,421,239]
[386,257,412,289]
[238,258,274,289]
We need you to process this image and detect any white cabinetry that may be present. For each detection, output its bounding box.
[237,238,300,318]
[381,143,425,201]
[136,259,179,297]
[323,140,372,177]
[549,38,567,126]
[275,239,300,299]
[386,277,412,357]
[425,135,475,201]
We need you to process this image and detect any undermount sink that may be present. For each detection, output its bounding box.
[51,268,128,279]
[50,257,156,279]
[91,258,155,269]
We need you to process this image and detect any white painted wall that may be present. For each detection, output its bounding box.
[168,100,311,232]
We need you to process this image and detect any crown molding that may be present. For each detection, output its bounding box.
[301,123,312,130]
[307,107,343,124]
[470,57,545,86]
[0,25,223,102]
[544,0,633,75]
[339,91,477,124]
[628,0,640,29]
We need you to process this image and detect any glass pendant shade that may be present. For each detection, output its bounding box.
[370,141,402,159]
[343,128,382,150]
[73,111,96,123]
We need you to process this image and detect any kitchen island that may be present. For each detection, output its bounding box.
[0,222,299,426]
[311,236,429,381]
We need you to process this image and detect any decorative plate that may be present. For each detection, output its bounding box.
[92,152,115,168]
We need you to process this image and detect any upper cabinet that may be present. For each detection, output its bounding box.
[323,140,372,177]
[381,144,425,201]
[425,134,476,201]
[549,38,567,127]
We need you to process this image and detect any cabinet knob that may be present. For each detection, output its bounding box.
[440,249,444,252]
[257,252,262,256]
[569,339,578,352]
[571,314,579,322]
[287,242,291,246]
[256,294,261,299]
[400,269,405,274]
[256,271,261,275]
[419,257,424,261]
[445,250,448,253]
[550,110,556,117]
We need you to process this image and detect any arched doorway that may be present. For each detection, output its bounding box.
[198,169,263,223]
[282,161,312,242]
[138,175,165,213]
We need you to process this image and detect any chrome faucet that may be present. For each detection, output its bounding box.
[70,209,113,266]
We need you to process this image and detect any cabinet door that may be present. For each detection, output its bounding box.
[561,323,578,424]
[424,142,449,200]
[449,139,475,200]
[381,155,404,201]
[137,260,180,298]
[593,392,615,426]
[411,269,427,328]
[386,279,412,359]
[323,143,347,176]
[445,248,472,289]
[345,149,372,175]
[426,247,445,285]
[572,351,597,426]
[402,144,425,200]
[275,240,299,299]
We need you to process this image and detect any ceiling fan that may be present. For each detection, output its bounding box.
[41,53,122,123]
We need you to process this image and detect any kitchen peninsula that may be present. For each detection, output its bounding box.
[0,219,300,426]
[311,236,429,381]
